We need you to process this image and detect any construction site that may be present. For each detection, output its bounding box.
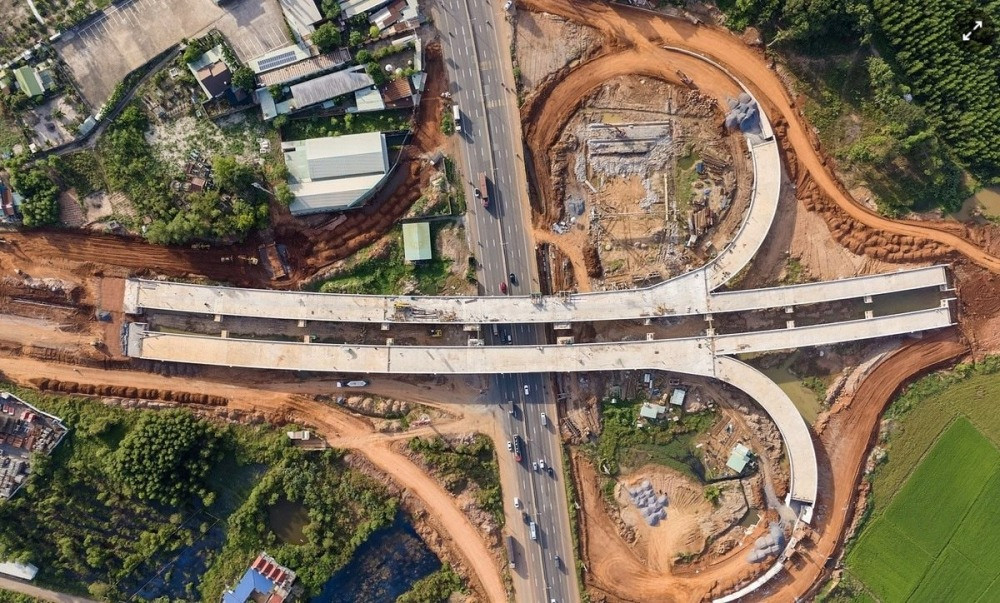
[4,0,1000,602]
[544,74,752,290]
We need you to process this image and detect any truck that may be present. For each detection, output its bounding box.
[478,172,490,208]
[452,105,462,132]
[512,434,524,462]
[336,380,369,388]
[506,535,517,569]
[529,521,538,541]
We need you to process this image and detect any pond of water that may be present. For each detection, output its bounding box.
[268,498,310,545]
[310,514,441,603]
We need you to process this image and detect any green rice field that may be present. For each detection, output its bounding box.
[846,416,1000,601]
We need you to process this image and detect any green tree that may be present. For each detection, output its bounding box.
[107,410,221,507]
[11,165,60,227]
[321,0,341,20]
[355,48,372,63]
[268,84,283,99]
[349,29,364,47]
[312,22,342,52]
[369,24,380,39]
[365,61,387,86]
[231,66,256,92]
[212,155,254,193]
[275,183,295,206]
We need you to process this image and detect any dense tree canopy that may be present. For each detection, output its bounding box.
[871,0,1000,182]
[720,0,999,212]
[11,164,59,227]
[321,0,341,20]
[108,410,221,507]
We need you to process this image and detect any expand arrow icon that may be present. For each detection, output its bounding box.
[963,20,984,41]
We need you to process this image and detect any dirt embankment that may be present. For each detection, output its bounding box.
[519,0,1000,275]
[762,331,967,601]
[270,41,449,285]
[29,377,228,406]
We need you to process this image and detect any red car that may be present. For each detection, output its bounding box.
[499,281,508,294]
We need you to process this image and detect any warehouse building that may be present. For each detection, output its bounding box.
[282,132,390,215]
[279,0,324,41]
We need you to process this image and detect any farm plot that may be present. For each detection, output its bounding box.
[881,418,999,554]
[847,418,1000,601]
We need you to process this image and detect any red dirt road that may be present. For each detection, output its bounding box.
[520,0,1000,274]
[766,331,968,601]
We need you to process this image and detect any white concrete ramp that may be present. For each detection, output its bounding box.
[714,356,816,505]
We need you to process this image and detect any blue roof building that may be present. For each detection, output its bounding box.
[222,552,297,603]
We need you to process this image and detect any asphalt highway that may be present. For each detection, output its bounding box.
[432,1,578,601]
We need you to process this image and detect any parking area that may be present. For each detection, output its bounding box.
[56,0,289,109]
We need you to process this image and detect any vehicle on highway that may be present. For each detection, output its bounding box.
[539,459,546,470]
[532,461,538,471]
[554,554,561,568]
[523,384,530,395]
[506,333,513,344]
[529,521,538,541]
[336,380,368,387]
[513,497,521,508]
[509,272,517,285]
[452,104,462,132]
[513,434,524,461]
[504,0,513,9]
[546,466,554,477]
[479,172,490,208]
[499,281,508,294]
[540,412,548,426]
[506,440,512,451]
[506,535,517,568]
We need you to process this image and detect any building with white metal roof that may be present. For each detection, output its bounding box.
[279,0,324,40]
[290,65,374,110]
[283,132,389,215]
[341,0,391,18]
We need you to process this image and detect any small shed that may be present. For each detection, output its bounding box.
[402,222,432,262]
[726,443,752,474]
[639,402,666,420]
[669,387,687,407]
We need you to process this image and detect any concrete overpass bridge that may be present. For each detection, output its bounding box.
[124,300,955,508]
[123,263,951,327]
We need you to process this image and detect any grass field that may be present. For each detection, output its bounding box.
[842,357,1000,602]
[847,419,1000,601]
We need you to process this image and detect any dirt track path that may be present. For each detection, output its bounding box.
[0,358,506,603]
[0,576,96,603]
[521,0,1000,274]
[768,331,967,601]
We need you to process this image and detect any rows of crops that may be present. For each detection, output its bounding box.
[847,419,1000,601]
[872,0,1000,180]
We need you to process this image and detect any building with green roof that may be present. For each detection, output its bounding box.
[402,222,432,262]
[13,66,44,97]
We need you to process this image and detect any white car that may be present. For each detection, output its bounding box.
[513,497,521,508]
[532,461,539,471]
[523,384,530,396]
[506,440,513,451]
[539,459,546,470]
[504,0,514,9]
